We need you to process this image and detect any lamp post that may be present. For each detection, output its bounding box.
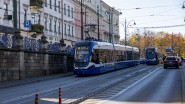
[124,19,136,46]
[182,1,185,8]
[123,19,136,60]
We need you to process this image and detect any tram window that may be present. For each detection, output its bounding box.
[107,51,114,62]
[91,50,99,64]
[99,50,106,63]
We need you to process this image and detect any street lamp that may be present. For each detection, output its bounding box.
[123,19,136,61]
[182,1,185,9]
[124,19,136,46]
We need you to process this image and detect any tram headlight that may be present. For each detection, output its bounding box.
[84,58,88,62]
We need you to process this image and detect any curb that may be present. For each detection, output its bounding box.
[0,72,73,89]
[181,66,185,104]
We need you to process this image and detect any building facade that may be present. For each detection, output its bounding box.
[63,0,75,46]
[0,0,120,46]
[43,0,63,43]
[101,1,120,43]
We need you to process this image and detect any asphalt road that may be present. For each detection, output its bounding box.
[81,66,183,104]
[0,65,148,104]
[0,64,183,104]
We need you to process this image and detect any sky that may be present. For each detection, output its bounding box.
[103,0,185,39]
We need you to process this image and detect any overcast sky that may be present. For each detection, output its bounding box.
[103,0,185,39]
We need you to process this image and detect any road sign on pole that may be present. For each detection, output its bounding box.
[24,20,31,28]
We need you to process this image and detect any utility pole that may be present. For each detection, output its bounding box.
[19,0,20,29]
[61,0,64,41]
[81,0,84,40]
[111,8,114,44]
[97,5,100,41]
[124,19,127,45]
[172,33,174,53]
[108,8,111,43]
[13,0,17,29]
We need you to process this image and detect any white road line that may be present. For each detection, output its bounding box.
[97,67,161,104]
[0,65,153,104]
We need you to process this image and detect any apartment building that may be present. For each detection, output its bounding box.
[101,1,120,43]
[0,0,18,35]
[63,0,75,46]
[0,0,120,45]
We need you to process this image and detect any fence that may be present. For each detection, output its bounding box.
[0,34,74,81]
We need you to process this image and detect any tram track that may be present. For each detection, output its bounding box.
[61,65,160,104]
[1,65,157,104]
[79,67,161,104]
[68,66,161,104]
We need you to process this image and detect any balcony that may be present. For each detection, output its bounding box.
[31,24,44,33]
[30,0,43,8]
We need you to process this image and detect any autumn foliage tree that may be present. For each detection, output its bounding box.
[121,31,185,58]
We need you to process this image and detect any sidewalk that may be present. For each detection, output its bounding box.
[0,72,73,89]
[181,65,185,104]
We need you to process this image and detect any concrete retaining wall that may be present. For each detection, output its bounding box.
[0,48,72,82]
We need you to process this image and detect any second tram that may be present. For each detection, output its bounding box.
[145,47,161,65]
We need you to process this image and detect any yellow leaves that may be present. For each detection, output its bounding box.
[123,32,185,57]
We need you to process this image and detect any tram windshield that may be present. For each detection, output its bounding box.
[75,46,90,63]
[146,49,155,59]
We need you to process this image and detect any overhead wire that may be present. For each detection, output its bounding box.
[120,4,182,10]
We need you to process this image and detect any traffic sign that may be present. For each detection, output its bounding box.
[24,20,31,28]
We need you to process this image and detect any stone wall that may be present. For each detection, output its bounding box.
[0,43,74,82]
[0,48,70,81]
[0,33,75,82]
[0,49,20,81]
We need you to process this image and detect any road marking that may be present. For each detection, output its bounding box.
[96,67,161,104]
[0,65,155,104]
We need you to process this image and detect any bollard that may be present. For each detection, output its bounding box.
[35,90,39,104]
[59,87,62,104]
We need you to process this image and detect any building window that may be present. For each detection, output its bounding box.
[31,13,35,24]
[38,15,41,24]
[64,24,67,34]
[68,6,70,17]
[24,10,27,22]
[58,22,60,33]
[54,0,56,11]
[64,4,66,15]
[54,20,57,32]
[44,17,47,30]
[58,1,60,13]
[71,7,73,18]
[49,18,52,31]
[50,0,52,9]
[4,3,8,15]
[71,26,74,36]
[45,0,47,7]
[68,25,70,35]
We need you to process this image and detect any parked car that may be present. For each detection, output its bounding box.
[139,58,146,64]
[164,56,179,69]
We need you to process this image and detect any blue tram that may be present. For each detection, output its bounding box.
[145,48,160,65]
[73,41,139,75]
